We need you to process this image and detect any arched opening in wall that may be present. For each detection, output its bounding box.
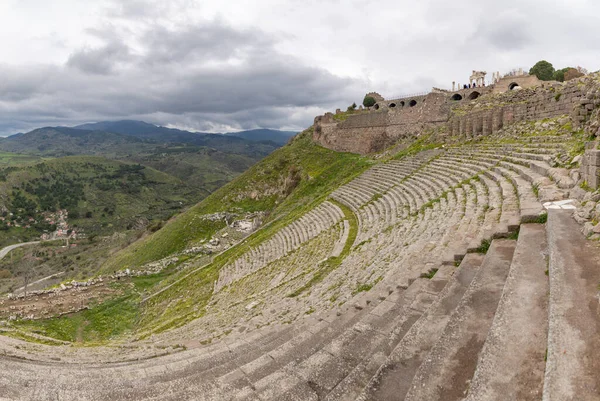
[374,103,380,110]
[389,103,396,108]
[468,91,480,100]
[400,101,405,107]
[409,100,417,107]
[451,93,463,101]
[509,82,520,90]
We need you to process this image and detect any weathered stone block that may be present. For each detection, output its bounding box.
[588,150,600,166]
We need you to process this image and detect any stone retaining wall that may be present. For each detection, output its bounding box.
[313,92,450,154]
[313,75,599,155]
[448,82,590,138]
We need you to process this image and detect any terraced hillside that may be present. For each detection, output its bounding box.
[1,79,600,400]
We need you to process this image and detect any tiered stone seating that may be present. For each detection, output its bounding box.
[1,134,597,401]
[214,200,345,291]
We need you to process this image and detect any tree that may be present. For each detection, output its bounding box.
[347,102,357,112]
[363,96,376,108]
[529,60,555,81]
[564,67,585,81]
[553,67,570,82]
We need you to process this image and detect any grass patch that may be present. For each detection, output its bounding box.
[475,239,491,254]
[370,193,383,203]
[420,268,439,279]
[533,212,548,224]
[352,282,373,295]
[14,293,139,343]
[0,329,65,346]
[392,133,441,161]
[508,227,520,240]
[580,181,593,192]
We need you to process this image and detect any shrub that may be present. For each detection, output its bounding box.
[564,67,584,81]
[553,68,569,82]
[148,221,163,232]
[529,60,555,81]
[363,96,376,108]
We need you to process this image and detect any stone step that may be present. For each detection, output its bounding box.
[238,278,445,400]
[465,223,548,401]
[403,239,516,401]
[493,166,544,223]
[482,169,520,231]
[358,253,484,401]
[225,280,435,400]
[543,209,600,401]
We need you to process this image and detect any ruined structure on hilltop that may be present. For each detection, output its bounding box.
[313,69,555,154]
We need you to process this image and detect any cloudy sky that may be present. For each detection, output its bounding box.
[0,0,597,135]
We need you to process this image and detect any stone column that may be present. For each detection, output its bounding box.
[465,118,473,140]
[473,113,482,137]
[482,111,491,136]
[452,81,456,91]
[491,108,504,133]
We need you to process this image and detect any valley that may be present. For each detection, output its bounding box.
[0,122,295,313]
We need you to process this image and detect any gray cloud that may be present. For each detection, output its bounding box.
[470,11,532,51]
[2,0,599,136]
[67,40,132,74]
[0,19,361,135]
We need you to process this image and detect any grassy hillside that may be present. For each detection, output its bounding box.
[91,129,371,336]
[0,126,282,199]
[101,128,372,272]
[123,146,258,193]
[0,156,201,246]
[225,129,297,145]
[9,129,371,343]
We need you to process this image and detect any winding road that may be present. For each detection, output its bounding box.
[0,241,40,260]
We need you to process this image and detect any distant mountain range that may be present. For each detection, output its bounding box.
[224,129,297,145]
[0,121,298,197]
[0,120,297,157]
[74,120,297,145]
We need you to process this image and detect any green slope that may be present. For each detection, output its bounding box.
[113,130,370,335]
[101,129,372,274]
[10,129,372,342]
[0,156,202,246]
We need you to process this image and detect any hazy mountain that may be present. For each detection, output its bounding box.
[0,127,146,157]
[225,128,297,145]
[74,120,296,148]
[0,123,288,195]
[75,120,208,144]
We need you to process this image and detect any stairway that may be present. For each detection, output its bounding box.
[3,137,600,400]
